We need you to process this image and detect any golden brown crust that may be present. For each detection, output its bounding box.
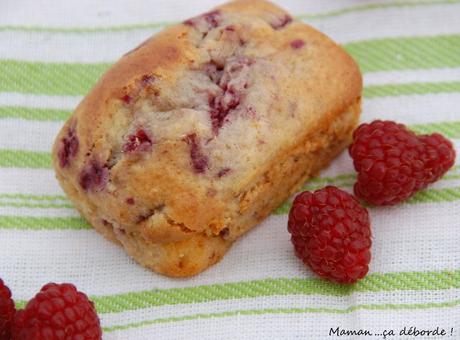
[52,0,362,277]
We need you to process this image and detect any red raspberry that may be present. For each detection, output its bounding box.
[349,120,455,205]
[122,129,153,153]
[57,126,79,168]
[12,283,101,340]
[288,186,371,284]
[0,279,15,340]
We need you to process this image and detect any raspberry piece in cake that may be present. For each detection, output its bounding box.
[123,129,153,153]
[79,160,109,192]
[209,56,252,131]
[290,39,305,49]
[121,94,132,105]
[184,134,209,173]
[217,167,231,178]
[57,125,79,168]
[204,62,224,84]
[270,14,292,30]
[184,10,222,32]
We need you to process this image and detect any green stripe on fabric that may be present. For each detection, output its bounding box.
[345,35,460,73]
[407,186,460,203]
[280,163,459,192]
[275,185,460,215]
[1,35,460,96]
[0,106,71,121]
[411,121,460,137]
[364,81,460,98]
[90,269,460,314]
[0,150,51,168]
[0,216,90,230]
[15,269,459,313]
[300,165,460,192]
[344,35,460,73]
[303,173,460,193]
[299,0,460,20]
[104,299,460,333]
[0,201,73,209]
[0,193,67,201]
[0,194,72,209]
[0,60,110,96]
[0,22,168,34]
[0,0,458,33]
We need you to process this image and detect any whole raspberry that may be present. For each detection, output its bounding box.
[288,186,371,284]
[0,279,15,340]
[349,120,455,205]
[12,283,101,340]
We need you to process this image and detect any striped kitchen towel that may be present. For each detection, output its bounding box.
[1,0,459,338]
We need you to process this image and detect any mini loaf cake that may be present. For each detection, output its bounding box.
[52,0,362,277]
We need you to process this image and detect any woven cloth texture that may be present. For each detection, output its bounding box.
[1,0,460,338]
